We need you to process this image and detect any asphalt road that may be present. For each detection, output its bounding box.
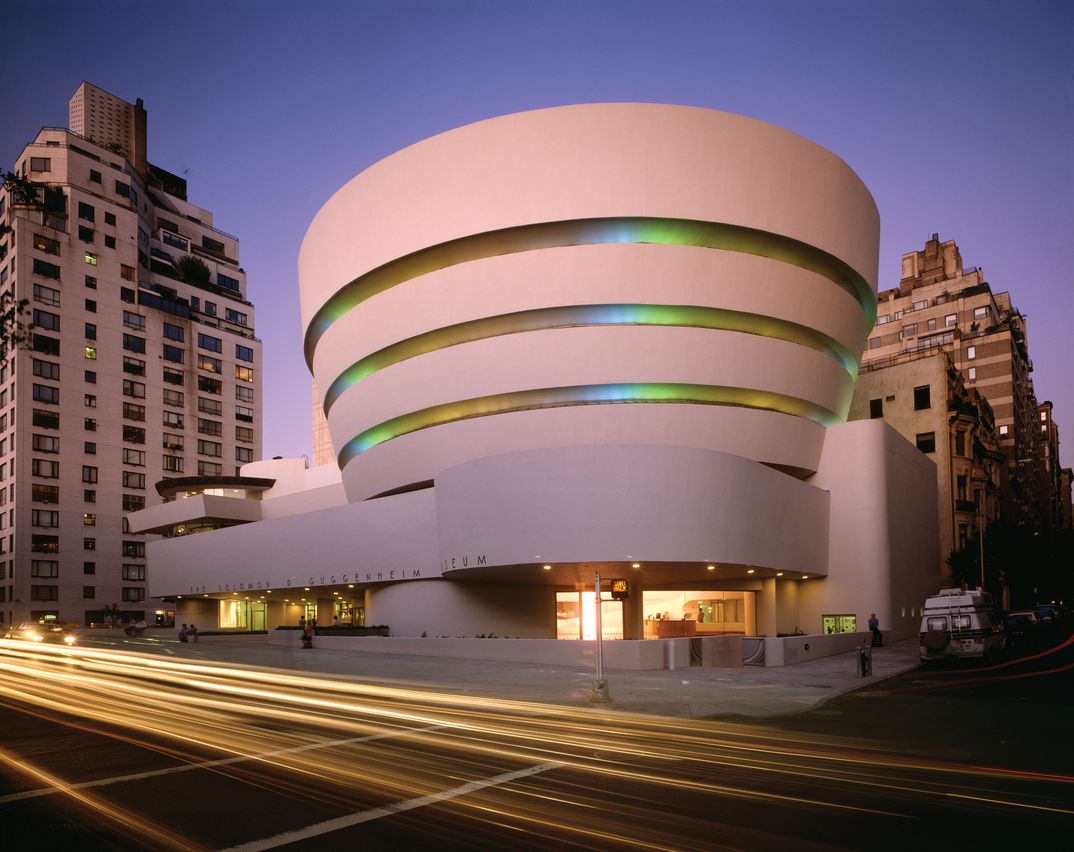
[0,624,1070,851]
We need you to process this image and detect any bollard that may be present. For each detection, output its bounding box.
[856,645,872,678]
[591,678,611,702]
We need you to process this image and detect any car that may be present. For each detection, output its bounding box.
[1035,604,1059,624]
[1003,610,1038,642]
[3,621,77,645]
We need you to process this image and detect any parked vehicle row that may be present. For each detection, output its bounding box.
[2,620,78,646]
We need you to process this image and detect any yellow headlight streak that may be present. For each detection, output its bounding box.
[0,640,1069,847]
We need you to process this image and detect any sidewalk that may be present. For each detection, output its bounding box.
[101,632,923,719]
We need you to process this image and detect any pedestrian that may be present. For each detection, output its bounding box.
[332,615,340,627]
[179,623,189,643]
[189,623,198,642]
[302,622,314,649]
[298,615,306,629]
[868,613,882,646]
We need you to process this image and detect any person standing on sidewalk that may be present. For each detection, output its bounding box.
[868,613,882,646]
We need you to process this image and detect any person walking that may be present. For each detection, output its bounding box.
[189,623,198,642]
[868,613,882,646]
[179,624,189,643]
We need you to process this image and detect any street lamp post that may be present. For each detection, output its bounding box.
[591,569,610,702]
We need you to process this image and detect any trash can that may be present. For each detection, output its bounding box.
[856,645,872,678]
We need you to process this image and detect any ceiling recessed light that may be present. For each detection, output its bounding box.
[632,563,640,568]
[304,587,310,591]
[543,565,552,570]
[801,575,809,580]
[747,569,755,574]
[706,565,715,571]
[347,584,354,588]
[776,572,783,577]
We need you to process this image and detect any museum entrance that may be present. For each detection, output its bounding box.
[555,591,623,640]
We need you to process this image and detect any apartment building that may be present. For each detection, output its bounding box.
[860,235,1051,533]
[0,82,260,627]
[1038,401,1070,532]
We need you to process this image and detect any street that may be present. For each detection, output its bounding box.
[0,625,1070,851]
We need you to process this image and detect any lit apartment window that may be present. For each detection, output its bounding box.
[944,314,956,327]
[999,425,1009,436]
[84,252,97,266]
[85,347,97,360]
[235,366,254,383]
[967,367,977,381]
[83,513,96,527]
[1040,411,1048,422]
[32,234,60,256]
[967,346,976,360]
[198,355,222,373]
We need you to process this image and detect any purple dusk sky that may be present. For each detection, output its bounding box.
[2,0,1071,461]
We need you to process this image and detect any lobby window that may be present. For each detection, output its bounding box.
[915,432,936,454]
[913,385,930,410]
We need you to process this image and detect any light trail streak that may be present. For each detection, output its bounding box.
[0,640,1069,847]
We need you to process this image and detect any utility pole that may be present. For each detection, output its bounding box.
[591,569,610,702]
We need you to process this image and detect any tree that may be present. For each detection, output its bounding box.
[948,520,1055,608]
[174,254,211,286]
[0,171,38,348]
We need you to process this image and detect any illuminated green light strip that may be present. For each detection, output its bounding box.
[304,217,876,368]
[322,303,859,415]
[337,383,840,469]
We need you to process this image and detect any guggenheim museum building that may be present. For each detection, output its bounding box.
[130,104,940,653]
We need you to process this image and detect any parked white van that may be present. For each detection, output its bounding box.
[919,588,1005,662]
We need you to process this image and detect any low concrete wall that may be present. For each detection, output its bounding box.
[698,635,744,667]
[763,631,874,666]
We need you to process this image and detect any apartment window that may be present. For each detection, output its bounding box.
[205,301,217,316]
[31,510,59,528]
[104,210,118,226]
[123,471,146,489]
[235,447,253,463]
[78,202,95,222]
[236,426,254,443]
[198,418,222,437]
[123,380,146,398]
[84,442,96,455]
[163,389,185,407]
[84,370,97,384]
[122,357,145,376]
[85,323,97,340]
[163,455,184,473]
[912,299,927,311]
[103,235,116,250]
[217,272,240,291]
[123,541,145,558]
[32,434,59,453]
[198,333,222,353]
[31,336,60,359]
[121,287,136,303]
[901,323,917,337]
[121,564,147,582]
[33,309,60,331]
[913,386,930,410]
[32,258,61,280]
[123,334,146,354]
[120,265,135,281]
[162,433,184,451]
[32,359,60,380]
[198,461,222,476]
[84,419,97,432]
[90,169,101,183]
[973,306,989,321]
[875,314,890,326]
[956,475,968,502]
[236,385,254,403]
[163,368,185,385]
[84,538,96,551]
[235,344,254,362]
[163,322,185,342]
[85,394,97,407]
[33,384,59,405]
[29,157,51,172]
[85,347,97,360]
[122,587,146,603]
[944,314,957,327]
[198,398,222,415]
[85,298,97,312]
[163,411,184,428]
[31,585,59,601]
[115,181,130,199]
[926,318,937,331]
[868,398,883,418]
[236,406,254,423]
[199,376,222,395]
[122,495,145,512]
[84,562,96,575]
[84,251,97,266]
[198,355,222,374]
[30,560,59,578]
[31,535,59,554]
[225,308,247,326]
[123,311,146,330]
[163,345,184,363]
[968,367,977,381]
[198,440,222,457]
[85,275,97,289]
[31,484,59,504]
[967,346,976,360]
[123,402,146,421]
[82,466,98,483]
[83,513,96,527]
[235,366,254,383]
[33,283,60,305]
[33,409,60,429]
[122,449,145,466]
[123,425,146,444]
[84,490,96,504]
[84,586,95,599]
[1040,411,1048,422]
[162,231,187,251]
[915,432,936,454]
[955,431,966,456]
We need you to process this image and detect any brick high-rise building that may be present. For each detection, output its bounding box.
[0,82,260,627]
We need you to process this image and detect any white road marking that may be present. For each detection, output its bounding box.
[0,724,447,804]
[219,761,563,851]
